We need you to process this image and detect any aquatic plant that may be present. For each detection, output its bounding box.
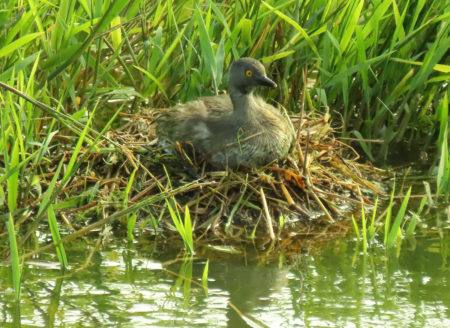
[166,199,194,255]
[7,214,21,301]
[435,94,449,201]
[352,177,431,252]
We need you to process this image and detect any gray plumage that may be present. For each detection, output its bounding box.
[156,57,295,168]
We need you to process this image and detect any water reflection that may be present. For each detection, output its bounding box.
[1,230,449,327]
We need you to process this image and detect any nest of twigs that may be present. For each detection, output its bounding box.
[102,107,386,245]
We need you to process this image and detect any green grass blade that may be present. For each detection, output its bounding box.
[324,52,392,87]
[181,258,193,304]
[0,32,43,58]
[195,6,217,92]
[48,205,68,268]
[361,202,367,254]
[405,211,419,238]
[436,93,448,151]
[261,0,319,57]
[7,140,19,212]
[123,167,137,207]
[387,186,412,248]
[166,198,186,241]
[127,213,137,242]
[339,0,364,53]
[7,213,21,300]
[390,57,450,73]
[369,196,378,240]
[390,0,407,51]
[262,50,296,63]
[110,16,122,50]
[52,0,76,49]
[437,124,449,198]
[124,167,138,241]
[155,24,188,75]
[44,0,129,85]
[37,157,64,218]
[202,259,209,296]
[384,178,396,245]
[63,103,99,182]
[184,205,194,254]
[165,197,194,254]
[134,65,168,99]
[351,214,360,240]
[409,25,450,90]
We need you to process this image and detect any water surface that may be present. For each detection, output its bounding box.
[1,208,449,327]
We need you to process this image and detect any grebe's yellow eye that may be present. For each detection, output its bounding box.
[245,69,253,77]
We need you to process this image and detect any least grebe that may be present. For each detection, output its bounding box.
[156,58,294,168]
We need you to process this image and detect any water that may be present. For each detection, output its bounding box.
[1,208,449,327]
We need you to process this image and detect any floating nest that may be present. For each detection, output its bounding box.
[0,85,387,258]
[96,106,387,248]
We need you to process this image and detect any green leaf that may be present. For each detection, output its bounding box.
[7,141,19,212]
[111,16,122,50]
[0,32,43,58]
[7,214,21,300]
[195,6,217,91]
[387,186,412,248]
[339,0,364,53]
[44,0,129,85]
[261,1,319,57]
[48,205,68,268]
[134,65,168,99]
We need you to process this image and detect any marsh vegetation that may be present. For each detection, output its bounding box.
[0,1,449,326]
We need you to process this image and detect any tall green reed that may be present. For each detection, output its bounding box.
[1,0,447,161]
[7,214,21,301]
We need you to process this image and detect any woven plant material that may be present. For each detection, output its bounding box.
[97,107,387,244]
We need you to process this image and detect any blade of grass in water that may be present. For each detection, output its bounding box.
[384,177,396,246]
[387,186,412,248]
[184,205,193,254]
[7,214,21,300]
[202,259,209,297]
[436,93,448,153]
[48,205,68,268]
[368,196,378,241]
[437,124,449,200]
[351,214,360,240]
[405,211,419,239]
[162,166,194,254]
[361,201,367,254]
[124,167,138,241]
[166,198,194,255]
[127,214,138,242]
